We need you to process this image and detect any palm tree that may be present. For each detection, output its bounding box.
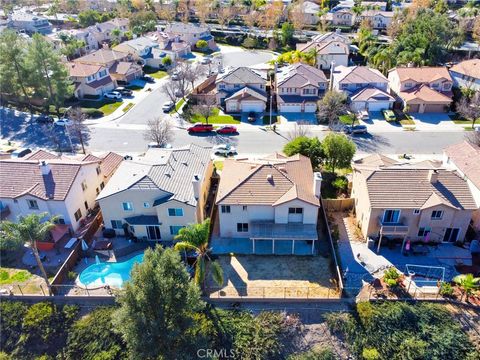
[453,274,480,302]
[174,218,223,293]
[1,213,59,295]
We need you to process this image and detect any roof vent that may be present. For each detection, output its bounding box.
[428,169,439,184]
[267,174,273,182]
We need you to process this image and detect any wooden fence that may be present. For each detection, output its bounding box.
[322,198,354,212]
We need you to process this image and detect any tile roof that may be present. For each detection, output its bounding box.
[391,66,452,83]
[216,67,266,85]
[67,62,103,78]
[75,49,129,66]
[334,65,388,85]
[450,59,480,80]
[97,144,211,207]
[360,10,393,17]
[225,87,267,102]
[24,150,61,160]
[216,153,320,207]
[297,40,349,55]
[164,22,210,35]
[277,63,328,88]
[399,84,452,103]
[85,75,114,89]
[445,141,480,188]
[110,61,141,75]
[82,152,123,178]
[354,158,476,210]
[350,86,394,102]
[353,154,398,167]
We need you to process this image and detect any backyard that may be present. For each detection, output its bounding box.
[206,255,339,299]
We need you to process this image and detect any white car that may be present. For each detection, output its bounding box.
[54,118,72,127]
[162,101,175,113]
[104,91,122,99]
[213,144,236,156]
[200,57,211,65]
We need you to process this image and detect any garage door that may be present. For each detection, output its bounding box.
[408,104,420,113]
[351,102,366,112]
[241,100,265,113]
[280,104,302,113]
[226,100,238,112]
[424,104,446,113]
[368,102,391,112]
[304,103,317,113]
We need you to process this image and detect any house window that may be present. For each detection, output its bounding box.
[122,202,133,211]
[84,201,89,211]
[96,187,100,195]
[405,82,412,88]
[86,75,95,82]
[383,209,400,223]
[431,210,443,220]
[221,205,231,213]
[100,182,105,190]
[96,166,101,175]
[98,70,107,78]
[81,180,88,191]
[418,227,431,237]
[237,223,249,232]
[74,209,82,222]
[243,206,247,211]
[170,225,185,235]
[413,209,420,215]
[144,202,150,208]
[27,199,39,209]
[168,208,184,216]
[288,208,303,214]
[111,220,123,229]
[54,217,66,225]
[218,84,225,89]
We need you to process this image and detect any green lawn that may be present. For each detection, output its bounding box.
[191,108,240,124]
[79,100,123,116]
[339,114,356,125]
[0,268,32,285]
[123,102,134,113]
[449,114,475,126]
[394,110,415,125]
[148,70,168,80]
[126,84,144,91]
[170,98,185,114]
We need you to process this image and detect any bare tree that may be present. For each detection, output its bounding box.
[244,8,260,35]
[289,0,306,33]
[287,121,312,141]
[184,62,206,91]
[193,97,216,125]
[174,61,191,97]
[42,123,61,152]
[156,4,176,24]
[68,106,90,154]
[162,79,179,108]
[217,7,235,29]
[177,0,190,23]
[317,90,348,129]
[144,117,174,147]
[457,92,480,129]
[195,0,212,24]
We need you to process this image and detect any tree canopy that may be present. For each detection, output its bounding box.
[321,133,356,173]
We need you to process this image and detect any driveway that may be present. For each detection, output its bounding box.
[359,111,403,132]
[411,113,463,132]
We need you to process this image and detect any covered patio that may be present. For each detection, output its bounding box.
[376,217,409,253]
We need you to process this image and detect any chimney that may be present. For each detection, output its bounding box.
[313,172,322,198]
[192,174,200,200]
[39,161,51,176]
[329,61,336,90]
[428,169,439,184]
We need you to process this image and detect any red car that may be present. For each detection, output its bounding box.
[216,125,237,134]
[187,123,214,133]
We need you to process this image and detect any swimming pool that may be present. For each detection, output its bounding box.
[77,254,144,289]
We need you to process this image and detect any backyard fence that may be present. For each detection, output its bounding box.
[206,286,341,300]
[322,198,354,212]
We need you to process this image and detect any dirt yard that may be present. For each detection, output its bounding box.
[207,255,339,299]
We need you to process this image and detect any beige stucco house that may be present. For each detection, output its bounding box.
[97,145,213,242]
[66,62,116,99]
[351,154,477,251]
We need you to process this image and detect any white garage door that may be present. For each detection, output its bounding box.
[241,100,265,113]
[226,100,238,112]
[280,104,302,113]
[351,102,366,112]
[368,102,391,112]
[304,103,317,113]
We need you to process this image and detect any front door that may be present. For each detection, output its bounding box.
[147,226,161,240]
[443,228,459,243]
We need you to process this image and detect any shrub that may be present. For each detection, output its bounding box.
[362,348,380,360]
[332,177,348,193]
[0,301,28,353]
[383,267,400,287]
[357,302,375,327]
[288,348,337,360]
[242,37,257,49]
[439,282,454,297]
[67,271,77,281]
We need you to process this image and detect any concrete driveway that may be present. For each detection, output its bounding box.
[359,111,403,132]
[411,113,462,132]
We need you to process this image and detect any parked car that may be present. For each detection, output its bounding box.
[216,125,237,134]
[247,112,256,123]
[54,118,73,127]
[104,91,122,99]
[200,57,211,65]
[140,75,155,83]
[343,125,368,135]
[116,87,133,97]
[11,148,32,158]
[36,114,54,124]
[382,109,396,121]
[162,101,175,113]
[357,110,369,121]
[174,89,184,97]
[187,123,214,133]
[213,144,236,156]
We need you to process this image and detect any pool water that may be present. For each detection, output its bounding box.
[77,254,144,289]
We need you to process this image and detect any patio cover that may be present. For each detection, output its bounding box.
[50,224,70,243]
[250,222,318,240]
[124,215,160,225]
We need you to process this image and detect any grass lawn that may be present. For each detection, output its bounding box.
[170,98,185,114]
[449,113,475,126]
[122,102,134,113]
[0,268,32,285]
[126,84,144,91]
[148,70,168,80]
[339,114,355,125]
[191,108,240,124]
[79,100,123,116]
[393,110,415,125]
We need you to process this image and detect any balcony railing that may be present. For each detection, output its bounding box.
[378,217,409,235]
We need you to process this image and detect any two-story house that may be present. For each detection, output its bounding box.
[321,9,355,27]
[48,29,99,56]
[297,1,321,25]
[361,1,387,10]
[164,22,217,51]
[86,18,129,47]
[449,59,480,92]
[296,30,350,70]
[67,62,116,99]
[0,150,123,231]
[213,153,321,255]
[444,141,480,231]
[97,145,213,243]
[275,63,328,113]
[9,11,52,34]
[216,67,268,113]
[388,67,453,113]
[74,48,143,84]
[357,10,393,29]
[332,65,394,111]
[351,154,477,252]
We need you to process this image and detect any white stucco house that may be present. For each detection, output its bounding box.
[449,59,480,92]
[214,153,321,255]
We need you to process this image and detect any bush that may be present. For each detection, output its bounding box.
[332,177,348,193]
[0,301,28,353]
[242,37,257,49]
[362,348,380,360]
[439,282,454,297]
[67,271,77,281]
[82,108,103,118]
[288,348,337,360]
[383,267,400,287]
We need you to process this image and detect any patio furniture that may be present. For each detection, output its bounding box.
[64,237,78,249]
[94,240,113,250]
[412,244,429,255]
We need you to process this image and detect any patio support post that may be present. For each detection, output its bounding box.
[252,238,255,254]
[292,240,295,255]
[272,239,275,254]
[377,232,383,253]
[401,235,407,253]
[311,239,315,255]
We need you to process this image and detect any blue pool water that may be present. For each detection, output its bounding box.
[78,254,144,288]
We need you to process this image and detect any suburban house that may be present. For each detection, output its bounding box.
[216,67,268,113]
[331,65,394,111]
[388,67,453,113]
[67,62,116,99]
[275,63,328,113]
[147,31,192,59]
[97,145,213,242]
[0,150,123,231]
[357,10,393,29]
[443,141,480,231]
[296,30,350,70]
[361,1,387,10]
[297,1,321,25]
[214,153,321,255]
[74,48,143,84]
[164,22,217,51]
[351,154,477,251]
[321,9,355,27]
[86,18,129,47]
[449,59,480,92]
[8,11,52,34]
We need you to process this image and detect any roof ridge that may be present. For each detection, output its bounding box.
[216,163,264,203]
